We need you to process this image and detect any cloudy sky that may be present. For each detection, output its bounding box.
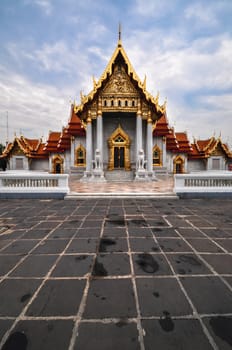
[0,0,231,146]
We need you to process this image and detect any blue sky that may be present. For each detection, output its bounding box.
[0,0,232,146]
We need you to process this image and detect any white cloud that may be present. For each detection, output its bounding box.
[0,66,70,143]
[184,2,218,27]
[125,32,232,96]
[24,0,53,15]
[133,0,173,18]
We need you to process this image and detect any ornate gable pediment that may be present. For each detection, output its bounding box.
[211,143,226,157]
[12,144,24,156]
[102,66,138,96]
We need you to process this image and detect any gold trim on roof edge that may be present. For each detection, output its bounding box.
[74,40,166,116]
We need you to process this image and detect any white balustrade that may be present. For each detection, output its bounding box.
[175,171,232,194]
[0,171,69,197]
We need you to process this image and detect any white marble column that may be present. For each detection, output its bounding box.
[146,113,153,173]
[136,100,142,159]
[85,113,92,173]
[97,112,103,163]
[162,136,167,166]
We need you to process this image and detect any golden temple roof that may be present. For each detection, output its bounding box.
[74,37,165,116]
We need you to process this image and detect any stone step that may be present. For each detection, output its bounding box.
[69,166,85,175]
[65,192,178,199]
[154,166,169,175]
[105,170,134,182]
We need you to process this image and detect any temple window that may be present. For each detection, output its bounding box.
[76,145,86,166]
[118,100,121,107]
[115,135,125,143]
[111,100,114,106]
[132,100,135,107]
[125,100,128,107]
[153,145,162,166]
[104,100,107,107]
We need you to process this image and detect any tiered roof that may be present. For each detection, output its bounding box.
[166,128,179,152]
[43,132,62,152]
[176,132,193,153]
[153,113,192,153]
[153,113,170,137]
[0,136,48,159]
[190,137,232,159]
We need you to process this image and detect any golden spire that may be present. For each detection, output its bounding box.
[118,22,122,47]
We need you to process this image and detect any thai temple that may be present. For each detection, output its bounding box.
[1,32,232,180]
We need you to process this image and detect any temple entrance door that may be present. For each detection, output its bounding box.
[173,156,185,174]
[114,147,125,168]
[108,125,131,171]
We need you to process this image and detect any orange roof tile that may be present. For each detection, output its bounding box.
[175,132,192,153]
[166,128,179,152]
[0,137,48,159]
[43,132,63,153]
[153,113,170,136]
[66,104,85,137]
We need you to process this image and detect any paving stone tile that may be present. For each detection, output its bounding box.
[103,227,127,237]
[200,254,232,274]
[186,238,224,253]
[132,253,173,276]
[203,316,232,350]
[77,228,102,238]
[34,221,61,229]
[127,219,148,228]
[48,228,77,239]
[0,239,12,251]
[145,218,169,227]
[66,238,98,254]
[0,255,22,276]
[82,220,103,228]
[105,219,126,228]
[157,238,193,252]
[92,253,130,277]
[58,220,82,229]
[201,229,232,238]
[0,279,41,316]
[129,238,160,253]
[32,239,69,254]
[83,279,136,318]
[10,255,57,277]
[0,319,15,341]
[51,255,94,277]
[180,276,232,314]
[164,217,192,227]
[142,319,213,350]
[74,322,140,350]
[127,227,152,237]
[1,240,39,254]
[22,229,51,239]
[136,278,192,317]
[26,279,86,317]
[2,319,74,350]
[166,253,212,275]
[99,238,128,252]
[152,227,179,237]
[0,230,26,239]
[214,239,232,252]
[177,228,205,238]
[224,276,232,287]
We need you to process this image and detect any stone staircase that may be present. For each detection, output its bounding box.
[104,170,135,182]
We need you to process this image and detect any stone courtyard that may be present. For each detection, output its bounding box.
[0,198,232,349]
